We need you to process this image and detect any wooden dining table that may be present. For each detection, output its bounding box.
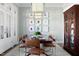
[19,35,56,55]
[39,38,52,44]
[20,36,55,56]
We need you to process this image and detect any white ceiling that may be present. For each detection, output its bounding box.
[14,3,73,8]
[15,3,31,7]
[45,3,64,7]
[14,3,75,12]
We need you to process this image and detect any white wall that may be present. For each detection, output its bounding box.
[45,7,64,43]
[63,3,74,12]
[18,7,31,36]
[18,7,64,43]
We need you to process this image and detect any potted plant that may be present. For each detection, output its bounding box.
[34,31,41,38]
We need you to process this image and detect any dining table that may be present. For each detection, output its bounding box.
[20,36,54,56]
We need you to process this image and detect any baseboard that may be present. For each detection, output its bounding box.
[56,41,64,44]
[0,44,18,56]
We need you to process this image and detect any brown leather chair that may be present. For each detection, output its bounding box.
[25,39,40,48]
[43,35,56,55]
[25,39,48,56]
[19,35,28,41]
[48,35,55,41]
[19,35,29,55]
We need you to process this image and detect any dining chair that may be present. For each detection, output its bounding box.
[43,35,56,55]
[19,34,28,43]
[19,35,29,55]
[25,39,48,56]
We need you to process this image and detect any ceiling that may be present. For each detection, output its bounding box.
[14,3,73,8]
[14,3,75,12]
[15,3,31,7]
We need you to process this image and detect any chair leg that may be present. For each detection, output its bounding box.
[26,53,31,56]
[25,47,27,56]
[55,46,56,56]
[25,48,30,56]
[25,48,26,56]
[43,52,49,56]
[51,47,53,55]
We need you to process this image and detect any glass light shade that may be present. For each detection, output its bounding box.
[42,26,48,32]
[71,23,74,28]
[71,36,74,43]
[35,15,42,19]
[43,19,48,25]
[35,26,41,32]
[71,30,74,35]
[35,19,41,26]
[29,19,34,25]
[34,13,42,16]
[29,26,34,32]
[32,3,43,12]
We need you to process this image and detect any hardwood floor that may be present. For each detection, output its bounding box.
[3,44,71,56]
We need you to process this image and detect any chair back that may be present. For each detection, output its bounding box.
[48,35,55,41]
[23,34,28,39]
[25,39,40,48]
[19,35,28,43]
